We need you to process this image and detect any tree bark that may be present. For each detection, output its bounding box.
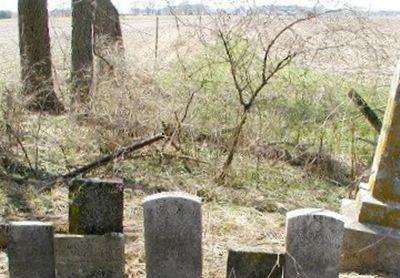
[92,0,124,77]
[71,0,94,105]
[18,0,64,114]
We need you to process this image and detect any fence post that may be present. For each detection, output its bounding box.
[155,16,159,60]
[143,192,202,278]
[7,221,55,278]
[284,208,344,278]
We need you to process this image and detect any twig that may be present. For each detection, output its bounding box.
[356,136,377,146]
[5,124,33,172]
[130,152,210,165]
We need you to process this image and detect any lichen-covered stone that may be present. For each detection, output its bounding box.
[368,61,400,203]
[341,199,400,274]
[226,245,284,278]
[69,178,123,235]
[358,184,400,228]
[54,233,124,278]
[342,62,400,273]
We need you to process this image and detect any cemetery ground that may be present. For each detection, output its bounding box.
[1,15,400,277]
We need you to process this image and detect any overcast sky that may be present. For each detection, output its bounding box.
[1,0,400,13]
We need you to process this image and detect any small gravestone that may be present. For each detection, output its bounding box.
[143,192,202,278]
[54,233,124,278]
[284,208,344,278]
[69,178,123,235]
[7,221,55,278]
[226,245,284,278]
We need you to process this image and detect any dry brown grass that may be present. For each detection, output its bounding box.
[1,12,400,277]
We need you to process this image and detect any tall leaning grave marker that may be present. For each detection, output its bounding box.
[341,61,400,273]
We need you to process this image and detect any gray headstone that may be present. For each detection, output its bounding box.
[54,233,125,278]
[226,245,284,278]
[7,221,55,278]
[69,178,124,235]
[143,192,202,278]
[284,209,344,278]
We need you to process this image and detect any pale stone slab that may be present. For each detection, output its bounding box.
[8,221,55,278]
[226,245,284,278]
[69,178,124,235]
[143,192,202,278]
[341,199,400,274]
[54,233,125,278]
[284,208,344,278]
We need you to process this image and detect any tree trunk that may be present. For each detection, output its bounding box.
[71,0,94,106]
[92,0,124,78]
[18,0,64,114]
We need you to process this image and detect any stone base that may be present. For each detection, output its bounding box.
[358,183,400,228]
[226,245,284,278]
[341,199,400,274]
[55,233,125,278]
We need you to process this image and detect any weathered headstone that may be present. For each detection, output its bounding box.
[69,178,124,235]
[54,233,125,278]
[284,208,344,278]
[341,61,400,273]
[143,192,202,278]
[7,221,55,278]
[226,245,284,278]
[18,0,64,114]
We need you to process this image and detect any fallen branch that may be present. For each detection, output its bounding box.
[356,136,377,146]
[60,133,165,180]
[348,89,382,133]
[131,152,210,165]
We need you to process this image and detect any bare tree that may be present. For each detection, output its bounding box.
[212,12,326,180]
[92,0,124,77]
[71,0,94,105]
[18,0,64,114]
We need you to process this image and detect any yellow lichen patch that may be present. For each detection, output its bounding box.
[358,201,400,228]
[369,94,400,202]
[371,178,400,203]
[247,253,270,267]
[68,205,81,234]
